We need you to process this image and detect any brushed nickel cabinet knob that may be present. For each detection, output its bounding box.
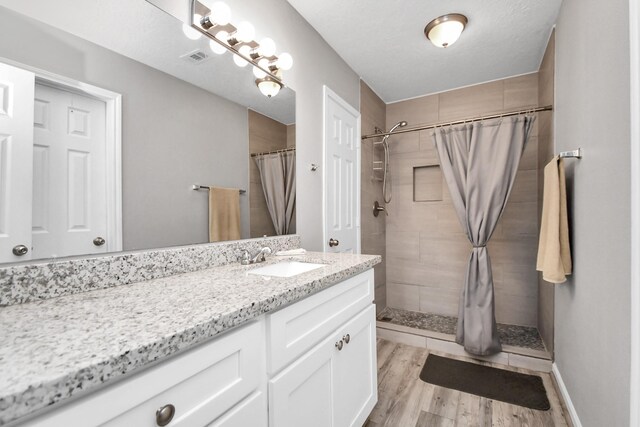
[329,238,339,248]
[156,404,175,426]
[335,340,344,351]
[343,334,351,344]
[93,237,106,246]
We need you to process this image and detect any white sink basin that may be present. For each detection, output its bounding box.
[248,261,325,278]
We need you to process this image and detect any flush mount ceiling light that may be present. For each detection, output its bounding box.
[256,75,283,98]
[424,13,468,48]
[186,0,293,97]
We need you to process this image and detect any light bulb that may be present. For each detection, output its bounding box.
[252,58,270,78]
[253,66,266,79]
[277,52,293,71]
[215,30,229,44]
[258,58,270,69]
[210,2,231,25]
[210,40,226,55]
[258,38,276,57]
[182,20,202,40]
[235,21,255,43]
[233,45,251,67]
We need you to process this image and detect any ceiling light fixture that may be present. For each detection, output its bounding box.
[256,73,283,98]
[424,13,468,48]
[187,0,292,97]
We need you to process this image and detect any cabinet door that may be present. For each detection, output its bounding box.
[269,332,339,427]
[334,305,377,427]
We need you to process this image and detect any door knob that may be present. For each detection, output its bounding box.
[329,238,339,248]
[93,237,106,246]
[12,245,28,256]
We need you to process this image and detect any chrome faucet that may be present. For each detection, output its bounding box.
[239,246,272,265]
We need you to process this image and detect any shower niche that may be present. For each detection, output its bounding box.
[413,165,443,202]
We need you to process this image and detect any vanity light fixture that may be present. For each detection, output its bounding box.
[186,0,293,97]
[424,13,468,48]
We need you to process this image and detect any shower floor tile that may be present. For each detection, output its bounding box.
[377,307,546,351]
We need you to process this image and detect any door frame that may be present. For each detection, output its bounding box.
[629,0,640,424]
[322,85,361,253]
[0,57,123,253]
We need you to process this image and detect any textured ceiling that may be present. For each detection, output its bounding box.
[286,0,561,103]
[0,0,295,124]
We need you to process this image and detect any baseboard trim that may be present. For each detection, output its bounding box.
[551,363,582,427]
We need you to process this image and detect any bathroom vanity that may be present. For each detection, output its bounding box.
[0,241,380,427]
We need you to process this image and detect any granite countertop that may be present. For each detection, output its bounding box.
[0,251,380,425]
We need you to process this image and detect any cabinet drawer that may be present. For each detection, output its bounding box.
[207,389,267,427]
[267,269,373,374]
[23,320,265,427]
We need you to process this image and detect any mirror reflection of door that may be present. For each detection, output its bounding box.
[32,83,108,260]
[0,61,117,263]
[0,62,34,263]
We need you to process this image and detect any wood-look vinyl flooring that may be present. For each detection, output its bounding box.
[365,339,571,427]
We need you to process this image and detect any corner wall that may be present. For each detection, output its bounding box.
[555,0,631,424]
[537,30,556,355]
[360,81,387,311]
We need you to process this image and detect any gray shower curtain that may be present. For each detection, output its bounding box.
[433,116,534,355]
[254,151,296,235]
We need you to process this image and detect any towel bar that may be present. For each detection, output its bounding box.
[558,148,582,159]
[192,185,246,194]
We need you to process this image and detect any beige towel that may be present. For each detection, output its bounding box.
[536,156,572,283]
[209,187,241,242]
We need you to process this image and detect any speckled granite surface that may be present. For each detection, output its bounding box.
[0,251,380,425]
[377,307,545,351]
[0,235,300,306]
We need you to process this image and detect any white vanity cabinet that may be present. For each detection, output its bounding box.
[18,269,376,427]
[268,270,377,427]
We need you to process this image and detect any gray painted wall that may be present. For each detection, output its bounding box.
[150,0,361,251]
[0,8,251,251]
[555,0,631,425]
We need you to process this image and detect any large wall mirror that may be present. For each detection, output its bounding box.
[0,0,296,264]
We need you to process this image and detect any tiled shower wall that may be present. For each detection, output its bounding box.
[385,74,541,327]
[537,31,556,353]
[360,81,387,312]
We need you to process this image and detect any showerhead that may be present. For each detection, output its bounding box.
[388,121,408,134]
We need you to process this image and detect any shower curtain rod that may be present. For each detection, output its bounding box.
[361,105,553,140]
[250,147,296,157]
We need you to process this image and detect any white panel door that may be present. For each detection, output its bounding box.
[32,83,107,259]
[324,86,360,254]
[0,62,35,263]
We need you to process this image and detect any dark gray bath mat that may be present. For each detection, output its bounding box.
[419,354,551,410]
